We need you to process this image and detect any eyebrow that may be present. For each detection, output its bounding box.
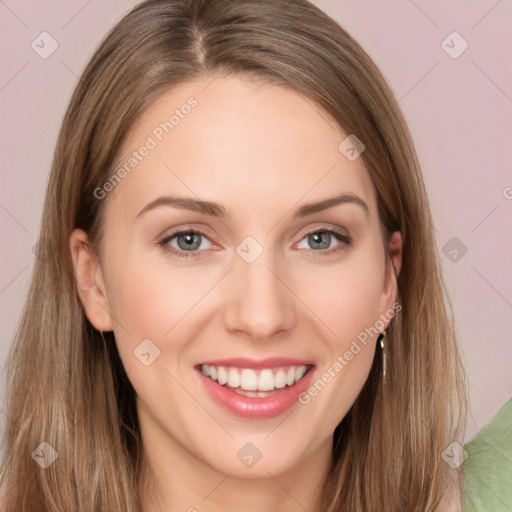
[135,193,369,220]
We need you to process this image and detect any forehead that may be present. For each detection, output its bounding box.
[105,74,376,223]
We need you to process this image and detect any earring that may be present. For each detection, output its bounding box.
[378,330,387,382]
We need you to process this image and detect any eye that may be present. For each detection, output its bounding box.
[158,230,214,259]
[157,226,352,260]
[296,226,352,255]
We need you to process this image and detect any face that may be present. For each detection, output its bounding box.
[71,74,401,482]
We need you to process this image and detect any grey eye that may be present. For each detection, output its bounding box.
[175,232,203,251]
[306,231,332,250]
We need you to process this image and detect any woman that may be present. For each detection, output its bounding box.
[0,0,467,510]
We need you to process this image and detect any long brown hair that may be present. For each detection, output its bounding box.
[0,0,467,510]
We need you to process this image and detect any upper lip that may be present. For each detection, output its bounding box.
[196,357,315,369]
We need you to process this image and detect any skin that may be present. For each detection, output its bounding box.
[70,74,403,512]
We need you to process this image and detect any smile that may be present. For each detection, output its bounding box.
[195,358,315,419]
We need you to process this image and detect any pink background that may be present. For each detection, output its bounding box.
[0,0,511,443]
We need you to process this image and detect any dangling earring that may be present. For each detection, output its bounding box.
[378,330,387,382]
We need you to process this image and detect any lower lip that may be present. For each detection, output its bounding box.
[196,367,315,419]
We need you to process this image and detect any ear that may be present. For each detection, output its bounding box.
[389,230,402,278]
[379,231,403,320]
[69,229,113,331]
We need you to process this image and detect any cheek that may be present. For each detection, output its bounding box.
[103,253,211,397]
[307,249,385,413]
[295,254,384,425]
[105,248,212,338]
[296,249,385,344]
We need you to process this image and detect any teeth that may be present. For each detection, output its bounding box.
[286,367,295,386]
[274,369,287,389]
[240,369,258,391]
[295,366,307,382]
[258,369,275,391]
[227,368,241,388]
[217,367,228,385]
[200,364,310,392]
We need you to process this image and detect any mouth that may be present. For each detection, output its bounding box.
[198,363,312,397]
[194,359,315,419]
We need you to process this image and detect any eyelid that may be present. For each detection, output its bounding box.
[156,224,218,244]
[298,224,349,240]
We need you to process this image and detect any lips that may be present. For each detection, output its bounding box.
[199,357,314,369]
[195,357,315,419]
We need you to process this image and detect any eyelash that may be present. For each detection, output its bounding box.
[157,225,352,260]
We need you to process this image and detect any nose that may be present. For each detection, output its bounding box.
[222,249,297,342]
